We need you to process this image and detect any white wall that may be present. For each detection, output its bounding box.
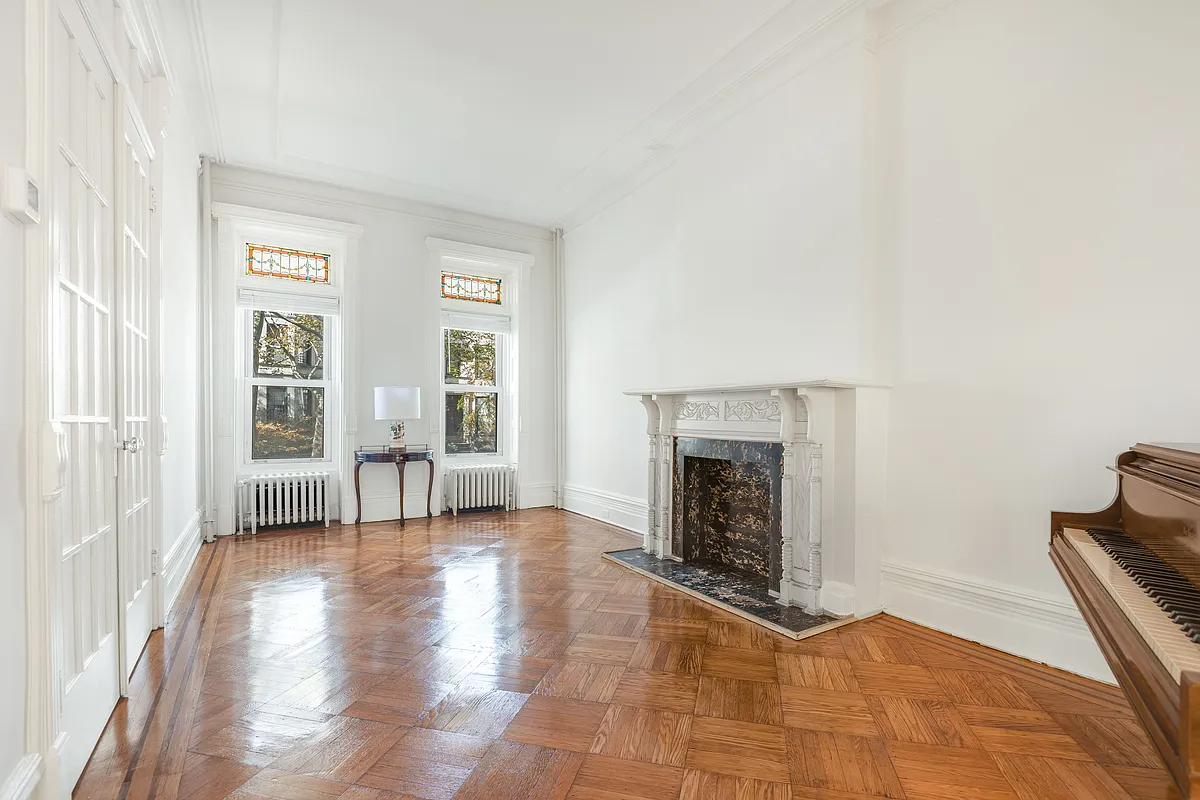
[159,93,204,603]
[562,0,1200,678]
[876,0,1200,677]
[564,43,869,512]
[0,0,27,786]
[210,167,557,521]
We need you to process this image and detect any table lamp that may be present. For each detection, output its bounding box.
[374,386,421,448]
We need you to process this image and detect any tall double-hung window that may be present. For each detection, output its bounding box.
[431,244,525,463]
[239,242,342,465]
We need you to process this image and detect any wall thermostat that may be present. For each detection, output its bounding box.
[3,165,40,225]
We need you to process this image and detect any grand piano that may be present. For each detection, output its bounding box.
[1051,443,1200,799]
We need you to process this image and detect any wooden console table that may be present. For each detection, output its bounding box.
[354,448,435,526]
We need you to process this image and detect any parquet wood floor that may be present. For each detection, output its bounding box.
[75,509,1174,799]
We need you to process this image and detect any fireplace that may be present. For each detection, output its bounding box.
[617,379,891,624]
[673,438,783,593]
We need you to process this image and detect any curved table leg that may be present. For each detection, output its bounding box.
[426,458,434,518]
[354,461,363,524]
[397,461,406,527]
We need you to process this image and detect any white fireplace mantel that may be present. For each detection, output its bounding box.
[626,379,890,618]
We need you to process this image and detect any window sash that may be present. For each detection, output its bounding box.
[442,327,501,389]
[243,306,334,464]
[248,384,329,463]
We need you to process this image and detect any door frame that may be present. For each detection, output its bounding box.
[23,0,171,796]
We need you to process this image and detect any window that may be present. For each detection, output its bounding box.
[248,243,331,284]
[441,271,501,305]
[443,328,500,454]
[248,310,329,460]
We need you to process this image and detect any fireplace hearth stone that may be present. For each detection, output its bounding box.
[602,548,848,639]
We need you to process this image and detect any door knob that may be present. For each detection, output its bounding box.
[120,436,145,453]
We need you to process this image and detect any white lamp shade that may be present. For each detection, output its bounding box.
[374,386,421,420]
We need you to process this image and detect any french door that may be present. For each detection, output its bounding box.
[115,89,156,682]
[48,1,157,788]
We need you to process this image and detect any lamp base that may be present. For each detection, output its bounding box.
[390,421,405,449]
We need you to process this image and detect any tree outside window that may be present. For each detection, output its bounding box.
[250,310,327,459]
[443,328,499,454]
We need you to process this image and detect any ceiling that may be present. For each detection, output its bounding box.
[170,0,844,227]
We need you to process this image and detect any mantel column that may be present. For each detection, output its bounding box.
[652,395,674,558]
[637,396,660,554]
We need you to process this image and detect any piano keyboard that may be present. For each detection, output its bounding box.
[1088,528,1200,645]
[1063,527,1200,683]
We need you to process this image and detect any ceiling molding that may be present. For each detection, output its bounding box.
[269,150,548,227]
[863,0,961,52]
[177,0,959,235]
[210,165,553,244]
[556,0,869,233]
[211,201,365,238]
[182,0,225,162]
[426,238,537,267]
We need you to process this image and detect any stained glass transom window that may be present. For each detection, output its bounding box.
[441,271,501,305]
[247,243,331,284]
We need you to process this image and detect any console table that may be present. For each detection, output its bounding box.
[354,448,435,526]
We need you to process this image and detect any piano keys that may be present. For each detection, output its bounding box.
[1052,443,1200,799]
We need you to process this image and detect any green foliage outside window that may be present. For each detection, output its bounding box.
[251,311,326,459]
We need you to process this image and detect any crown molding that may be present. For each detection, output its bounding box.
[554,0,870,232]
[863,0,962,52]
[556,0,963,233]
[210,165,553,244]
[210,202,365,238]
[426,237,536,266]
[181,0,225,161]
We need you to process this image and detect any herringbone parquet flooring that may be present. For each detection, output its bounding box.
[74,508,1173,799]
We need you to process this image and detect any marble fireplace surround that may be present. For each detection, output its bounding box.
[627,379,890,617]
[674,437,784,591]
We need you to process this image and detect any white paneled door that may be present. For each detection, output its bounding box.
[48,1,158,790]
[115,88,156,683]
[50,2,120,788]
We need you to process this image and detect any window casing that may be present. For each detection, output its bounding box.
[436,264,517,463]
[234,234,344,470]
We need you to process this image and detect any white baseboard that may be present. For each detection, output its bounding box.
[519,482,556,509]
[562,484,648,535]
[881,559,1113,683]
[357,492,442,524]
[820,581,856,616]
[0,754,42,800]
[161,510,204,618]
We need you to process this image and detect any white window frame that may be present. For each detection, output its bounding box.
[426,238,534,509]
[211,204,362,534]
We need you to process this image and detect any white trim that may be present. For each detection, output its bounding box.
[819,581,857,617]
[0,754,43,800]
[356,492,441,525]
[881,559,1113,683]
[210,166,552,245]
[551,228,565,509]
[624,377,888,396]
[519,482,557,510]
[211,202,364,239]
[561,485,650,536]
[863,0,962,52]
[23,0,57,793]
[425,237,536,266]
[160,511,204,619]
[182,0,224,160]
[210,205,359,534]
